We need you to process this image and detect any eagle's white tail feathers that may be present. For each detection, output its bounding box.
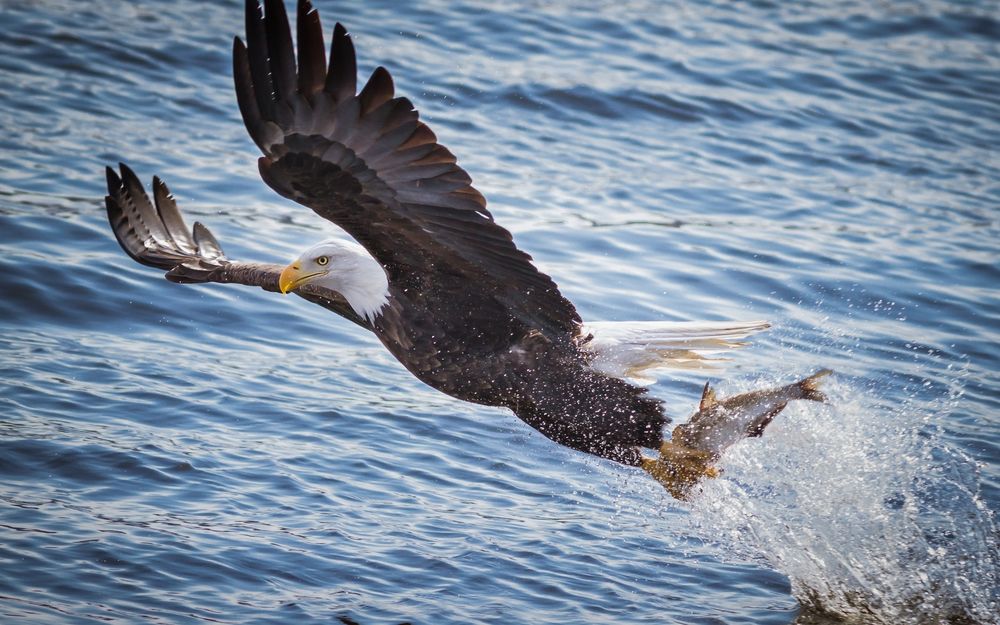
[580,320,771,383]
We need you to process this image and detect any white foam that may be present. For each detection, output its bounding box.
[685,374,999,624]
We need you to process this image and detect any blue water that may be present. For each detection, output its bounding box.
[1,1,998,623]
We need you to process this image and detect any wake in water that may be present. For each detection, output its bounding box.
[685,373,999,624]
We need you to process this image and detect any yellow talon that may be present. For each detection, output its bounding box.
[642,441,721,499]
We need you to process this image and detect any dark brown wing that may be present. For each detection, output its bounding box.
[235,0,581,339]
[105,163,368,328]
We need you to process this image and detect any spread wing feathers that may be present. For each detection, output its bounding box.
[579,319,771,382]
[105,163,367,327]
[106,163,231,283]
[234,0,580,337]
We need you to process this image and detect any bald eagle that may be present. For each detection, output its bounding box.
[106,0,772,490]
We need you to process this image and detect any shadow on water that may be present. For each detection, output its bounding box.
[794,596,986,625]
[338,617,412,625]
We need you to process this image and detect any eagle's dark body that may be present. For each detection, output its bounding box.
[373,290,664,465]
[106,0,666,468]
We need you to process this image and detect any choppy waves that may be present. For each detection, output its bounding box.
[1,1,998,623]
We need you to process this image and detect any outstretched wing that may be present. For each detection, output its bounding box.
[235,0,581,339]
[105,163,368,328]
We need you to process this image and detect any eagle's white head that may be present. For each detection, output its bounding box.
[278,238,389,322]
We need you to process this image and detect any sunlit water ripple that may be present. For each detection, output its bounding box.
[1,1,997,623]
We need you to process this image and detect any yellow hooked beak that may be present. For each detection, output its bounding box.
[278,262,326,294]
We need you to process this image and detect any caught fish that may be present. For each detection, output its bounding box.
[674,368,832,457]
[641,369,832,499]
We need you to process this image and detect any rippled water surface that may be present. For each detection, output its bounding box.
[1,1,998,623]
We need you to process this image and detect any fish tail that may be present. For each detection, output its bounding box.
[797,368,833,402]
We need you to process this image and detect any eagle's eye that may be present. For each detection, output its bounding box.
[316,255,329,266]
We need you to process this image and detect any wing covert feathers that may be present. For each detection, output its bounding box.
[235,0,581,337]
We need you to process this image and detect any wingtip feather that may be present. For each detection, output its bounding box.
[105,165,121,193]
[192,221,225,260]
[326,21,357,100]
[296,0,326,96]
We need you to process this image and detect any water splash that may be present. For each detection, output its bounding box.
[685,374,999,624]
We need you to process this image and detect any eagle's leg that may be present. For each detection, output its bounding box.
[640,441,719,500]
